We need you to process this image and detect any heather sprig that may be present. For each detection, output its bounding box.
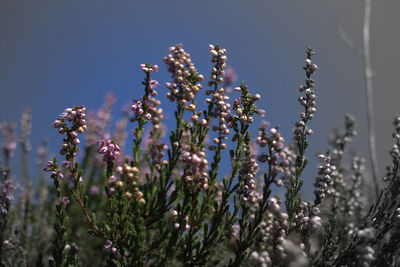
[286,47,318,232]
[210,82,263,266]
[52,105,105,242]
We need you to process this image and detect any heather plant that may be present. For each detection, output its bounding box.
[1,43,400,267]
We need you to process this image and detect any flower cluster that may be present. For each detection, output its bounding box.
[251,197,289,266]
[148,141,168,171]
[108,163,145,204]
[352,227,376,265]
[293,52,318,141]
[250,250,271,267]
[53,105,87,159]
[281,240,308,267]
[140,63,159,74]
[131,100,150,122]
[103,240,121,259]
[171,210,190,231]
[0,179,14,214]
[97,139,121,163]
[347,156,366,216]
[293,202,322,232]
[180,144,209,191]
[280,146,296,182]
[43,160,63,179]
[164,43,204,110]
[314,153,337,205]
[146,97,168,171]
[147,97,163,127]
[256,122,290,186]
[231,83,263,129]
[238,153,258,202]
[207,86,231,150]
[131,66,160,125]
[208,44,227,85]
[200,44,232,154]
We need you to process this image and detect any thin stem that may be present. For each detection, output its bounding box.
[363,0,380,199]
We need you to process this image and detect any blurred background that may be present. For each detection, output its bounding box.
[0,0,399,199]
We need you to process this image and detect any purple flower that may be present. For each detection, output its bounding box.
[111,247,121,259]
[97,139,121,162]
[89,185,100,196]
[0,179,14,214]
[103,240,112,251]
[149,79,159,89]
[53,120,62,128]
[255,109,266,117]
[62,161,71,168]
[140,63,159,74]
[60,196,70,205]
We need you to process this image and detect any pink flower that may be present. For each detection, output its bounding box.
[89,185,101,196]
[97,139,121,162]
[60,196,70,205]
[255,109,266,117]
[140,63,159,74]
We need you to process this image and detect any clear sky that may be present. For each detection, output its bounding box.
[1,0,399,199]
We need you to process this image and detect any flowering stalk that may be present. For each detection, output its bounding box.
[146,45,202,233]
[155,44,208,265]
[52,105,105,239]
[286,47,318,232]
[132,63,159,167]
[177,45,230,263]
[96,64,159,266]
[44,159,71,267]
[198,44,230,218]
[195,82,261,266]
[231,123,290,266]
[314,117,357,265]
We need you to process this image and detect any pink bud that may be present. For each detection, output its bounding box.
[53,120,61,128]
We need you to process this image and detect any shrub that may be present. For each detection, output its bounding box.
[1,43,399,267]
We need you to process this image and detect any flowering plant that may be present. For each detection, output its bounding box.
[1,43,400,267]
